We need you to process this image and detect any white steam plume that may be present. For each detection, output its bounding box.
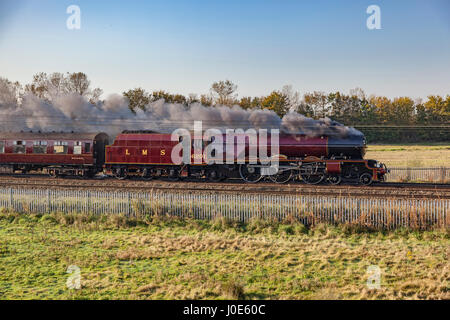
[0,92,363,139]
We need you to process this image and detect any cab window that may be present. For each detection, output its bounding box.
[13,141,26,154]
[84,143,91,153]
[33,141,47,154]
[0,141,4,153]
[54,141,68,154]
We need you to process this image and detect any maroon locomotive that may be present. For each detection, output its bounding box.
[103,130,388,185]
[0,130,387,185]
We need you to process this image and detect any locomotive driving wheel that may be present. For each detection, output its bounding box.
[300,173,325,185]
[141,168,153,180]
[113,167,128,180]
[359,172,373,185]
[239,164,263,183]
[49,169,58,178]
[269,169,293,184]
[207,170,223,182]
[327,174,342,185]
[167,168,180,181]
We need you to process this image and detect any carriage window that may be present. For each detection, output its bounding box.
[74,141,82,155]
[54,141,68,154]
[13,141,26,154]
[33,141,47,154]
[84,143,91,153]
[0,141,4,153]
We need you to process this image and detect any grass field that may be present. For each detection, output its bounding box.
[0,211,448,300]
[365,144,450,167]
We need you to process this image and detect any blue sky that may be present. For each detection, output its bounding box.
[0,0,449,99]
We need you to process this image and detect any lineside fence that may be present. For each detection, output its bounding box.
[0,187,447,229]
[386,167,449,183]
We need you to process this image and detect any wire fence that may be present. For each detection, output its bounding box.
[386,167,449,183]
[0,187,448,229]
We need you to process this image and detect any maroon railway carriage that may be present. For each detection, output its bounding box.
[0,132,109,177]
[104,130,387,185]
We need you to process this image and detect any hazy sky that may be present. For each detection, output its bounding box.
[0,0,449,99]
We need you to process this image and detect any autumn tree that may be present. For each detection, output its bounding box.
[200,94,214,106]
[424,95,450,123]
[391,97,415,124]
[172,94,187,105]
[239,96,262,110]
[369,96,392,124]
[261,91,289,117]
[123,88,150,113]
[303,91,329,118]
[150,90,187,105]
[211,80,237,106]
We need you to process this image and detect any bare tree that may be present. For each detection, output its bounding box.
[210,80,238,106]
[67,72,91,96]
[25,72,102,104]
[282,85,301,113]
[0,77,22,109]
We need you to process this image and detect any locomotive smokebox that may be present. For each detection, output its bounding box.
[327,134,366,159]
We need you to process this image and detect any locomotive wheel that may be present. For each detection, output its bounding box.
[49,170,58,178]
[167,169,180,181]
[269,169,293,184]
[327,174,342,185]
[239,164,263,183]
[141,168,153,180]
[85,171,96,178]
[113,167,128,180]
[359,173,373,185]
[300,173,325,185]
[207,170,222,182]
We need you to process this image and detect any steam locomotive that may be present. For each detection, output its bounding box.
[0,130,388,185]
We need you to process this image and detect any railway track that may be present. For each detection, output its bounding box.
[0,174,448,199]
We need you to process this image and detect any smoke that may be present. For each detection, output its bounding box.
[0,91,362,139]
[280,113,363,137]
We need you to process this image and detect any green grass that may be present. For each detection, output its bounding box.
[0,211,448,300]
[366,144,450,167]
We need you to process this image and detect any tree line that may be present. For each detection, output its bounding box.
[1,72,449,126]
[124,80,449,126]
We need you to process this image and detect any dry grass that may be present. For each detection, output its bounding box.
[0,212,448,300]
[366,144,450,167]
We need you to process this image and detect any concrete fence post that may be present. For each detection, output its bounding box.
[9,188,13,210]
[47,189,51,212]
